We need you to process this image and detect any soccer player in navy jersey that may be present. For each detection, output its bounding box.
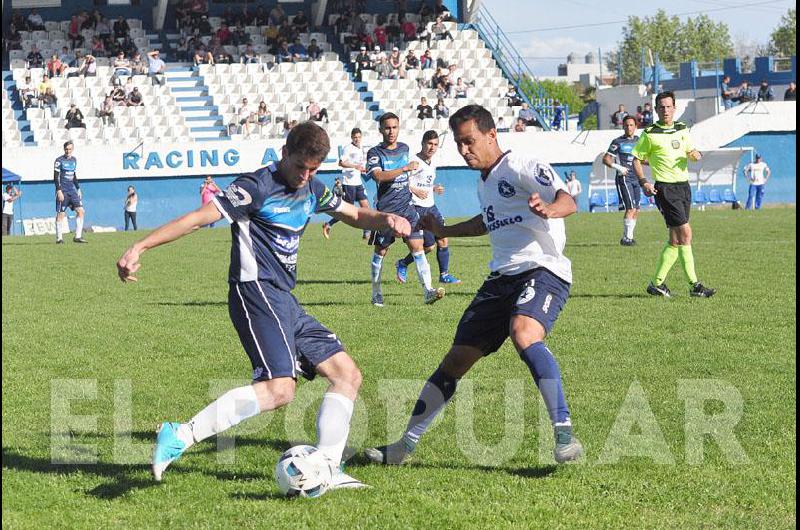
[117,122,411,491]
[54,141,88,244]
[603,115,641,246]
[365,105,583,466]
[367,112,445,306]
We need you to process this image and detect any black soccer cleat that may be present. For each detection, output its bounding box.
[620,237,636,246]
[56,239,65,244]
[73,237,88,243]
[690,282,716,298]
[646,281,671,298]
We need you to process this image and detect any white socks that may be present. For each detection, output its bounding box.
[371,253,384,297]
[623,219,636,239]
[55,217,63,241]
[412,251,433,291]
[75,216,84,239]
[316,392,354,466]
[179,385,260,448]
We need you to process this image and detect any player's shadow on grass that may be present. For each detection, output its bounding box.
[347,453,557,479]
[570,293,648,299]
[151,301,227,307]
[296,279,373,285]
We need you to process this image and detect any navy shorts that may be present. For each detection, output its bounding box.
[616,176,641,211]
[454,267,571,355]
[343,184,368,204]
[228,280,344,381]
[370,204,423,248]
[56,190,82,213]
[414,204,445,248]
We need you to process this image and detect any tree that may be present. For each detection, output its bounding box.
[519,77,587,114]
[607,10,734,85]
[769,8,796,57]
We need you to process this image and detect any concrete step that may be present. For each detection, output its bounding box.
[190,125,226,133]
[175,96,213,103]
[192,130,226,139]
[185,116,223,125]
[181,106,219,118]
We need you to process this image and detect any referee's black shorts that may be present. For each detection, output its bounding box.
[654,181,691,227]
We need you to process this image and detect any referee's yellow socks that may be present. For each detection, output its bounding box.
[678,245,698,285]
[654,244,679,285]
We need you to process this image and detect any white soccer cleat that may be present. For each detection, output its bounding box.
[328,469,369,490]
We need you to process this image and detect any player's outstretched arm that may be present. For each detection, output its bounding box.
[370,160,419,182]
[329,201,411,237]
[529,190,576,219]
[116,201,222,282]
[420,213,487,238]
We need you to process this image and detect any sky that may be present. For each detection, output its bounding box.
[481,0,796,76]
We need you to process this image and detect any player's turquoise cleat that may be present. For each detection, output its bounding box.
[152,422,186,481]
[395,260,408,284]
[553,425,583,463]
[439,273,461,284]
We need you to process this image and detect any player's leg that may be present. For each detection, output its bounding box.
[649,183,681,296]
[73,205,87,242]
[397,237,433,283]
[358,197,372,239]
[436,237,461,283]
[405,236,444,304]
[617,177,635,245]
[509,269,582,462]
[371,241,390,306]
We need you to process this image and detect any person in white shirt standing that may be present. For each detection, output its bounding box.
[396,130,461,284]
[124,186,138,230]
[565,171,582,210]
[323,128,372,240]
[365,104,583,466]
[744,154,771,210]
[3,184,22,236]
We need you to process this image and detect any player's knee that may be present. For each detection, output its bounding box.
[346,365,363,391]
[509,320,546,352]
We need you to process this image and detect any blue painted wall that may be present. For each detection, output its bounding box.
[660,56,797,92]
[9,132,795,233]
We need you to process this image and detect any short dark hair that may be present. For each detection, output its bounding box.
[285,121,330,162]
[655,91,676,107]
[449,104,495,133]
[378,112,399,127]
[63,140,73,149]
[422,130,439,143]
[350,127,362,136]
[623,115,638,125]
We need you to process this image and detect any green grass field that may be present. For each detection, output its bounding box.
[2,207,796,529]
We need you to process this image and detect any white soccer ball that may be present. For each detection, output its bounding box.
[274,445,333,498]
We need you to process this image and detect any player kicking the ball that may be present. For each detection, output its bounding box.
[117,122,411,491]
[365,105,583,466]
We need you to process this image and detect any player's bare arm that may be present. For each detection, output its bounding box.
[634,158,657,196]
[603,153,629,176]
[528,189,576,219]
[117,201,223,282]
[371,160,419,182]
[330,201,411,236]
[421,213,486,238]
[410,186,428,200]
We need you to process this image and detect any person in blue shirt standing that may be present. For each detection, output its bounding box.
[116,121,411,493]
[54,141,88,244]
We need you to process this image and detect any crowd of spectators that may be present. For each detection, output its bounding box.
[721,76,795,108]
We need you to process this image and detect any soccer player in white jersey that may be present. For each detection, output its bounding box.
[323,127,372,240]
[116,122,412,492]
[396,130,462,284]
[365,104,583,466]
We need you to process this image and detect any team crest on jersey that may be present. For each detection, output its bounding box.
[516,280,536,305]
[225,184,252,207]
[498,180,516,198]
[671,140,681,149]
[535,167,553,186]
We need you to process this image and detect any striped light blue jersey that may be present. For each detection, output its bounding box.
[366,142,413,214]
[213,162,343,290]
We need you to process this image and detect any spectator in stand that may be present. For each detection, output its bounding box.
[26,46,44,69]
[307,38,322,61]
[256,101,272,131]
[237,5,254,26]
[375,55,392,80]
[293,11,310,33]
[518,102,537,126]
[307,99,329,123]
[635,105,644,126]
[79,54,97,77]
[65,104,86,129]
[641,102,653,126]
[288,38,308,62]
[5,23,23,51]
[254,5,268,25]
[354,46,372,80]
[124,186,138,230]
[369,45,385,67]
[221,6,235,26]
[611,104,627,128]
[551,100,564,131]
[126,87,144,107]
[68,15,84,49]
[417,96,433,119]
[427,15,454,48]
[98,95,116,125]
[757,80,774,102]
[785,81,796,101]
[2,185,22,236]
[241,44,258,64]
[496,116,509,132]
[59,47,76,69]
[47,55,65,78]
[197,15,212,36]
[123,76,135,97]
[193,45,213,66]
[96,17,112,43]
[216,23,232,45]
[11,10,27,31]
[720,75,735,110]
[421,49,434,69]
[237,97,254,136]
[27,9,45,30]
[37,75,52,100]
[514,117,527,132]
[114,16,130,40]
[737,81,754,103]
[389,47,405,78]
[402,18,418,42]
[434,97,449,118]
[453,77,468,98]
[404,49,419,70]
[41,88,58,117]
[111,85,127,105]
[433,0,451,19]
[216,51,233,64]
[506,84,522,106]
[113,51,132,81]
[90,36,106,57]
[282,119,297,138]
[18,76,36,108]
[279,19,298,44]
[148,50,166,86]
[176,38,190,62]
[374,22,389,50]
[276,40,292,63]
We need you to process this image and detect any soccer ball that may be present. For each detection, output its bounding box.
[274,445,333,498]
